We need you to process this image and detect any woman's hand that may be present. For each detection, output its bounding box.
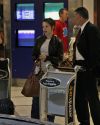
[35,59,40,66]
[39,53,47,61]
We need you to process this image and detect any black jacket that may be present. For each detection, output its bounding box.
[76,22,100,76]
[32,35,63,67]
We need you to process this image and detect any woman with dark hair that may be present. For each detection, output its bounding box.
[31,18,63,122]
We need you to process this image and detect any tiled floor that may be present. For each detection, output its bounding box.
[10,86,99,125]
[11,87,32,117]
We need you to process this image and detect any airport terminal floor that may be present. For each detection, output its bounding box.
[0,0,100,124]
[11,85,100,125]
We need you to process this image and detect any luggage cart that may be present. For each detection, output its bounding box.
[0,58,11,99]
[40,65,76,125]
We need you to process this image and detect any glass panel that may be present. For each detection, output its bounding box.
[44,3,64,20]
[68,0,83,37]
[16,30,35,47]
[16,3,35,21]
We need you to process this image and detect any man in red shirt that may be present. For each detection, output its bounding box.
[54,8,68,54]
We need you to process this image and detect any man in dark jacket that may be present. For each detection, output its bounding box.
[73,7,100,125]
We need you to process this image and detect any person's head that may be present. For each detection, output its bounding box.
[42,18,55,38]
[73,7,89,26]
[59,8,68,22]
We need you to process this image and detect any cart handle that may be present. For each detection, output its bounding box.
[46,63,52,72]
[0,69,8,79]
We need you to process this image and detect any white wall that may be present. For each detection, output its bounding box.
[83,0,94,23]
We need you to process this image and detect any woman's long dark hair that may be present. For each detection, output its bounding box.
[43,18,55,28]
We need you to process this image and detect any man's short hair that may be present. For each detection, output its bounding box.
[75,7,89,19]
[59,8,68,16]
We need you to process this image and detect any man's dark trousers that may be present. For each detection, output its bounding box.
[75,70,100,125]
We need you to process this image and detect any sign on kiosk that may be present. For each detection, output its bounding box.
[40,77,61,88]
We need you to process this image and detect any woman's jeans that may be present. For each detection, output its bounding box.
[31,97,55,122]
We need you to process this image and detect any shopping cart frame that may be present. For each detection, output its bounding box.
[40,65,77,125]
